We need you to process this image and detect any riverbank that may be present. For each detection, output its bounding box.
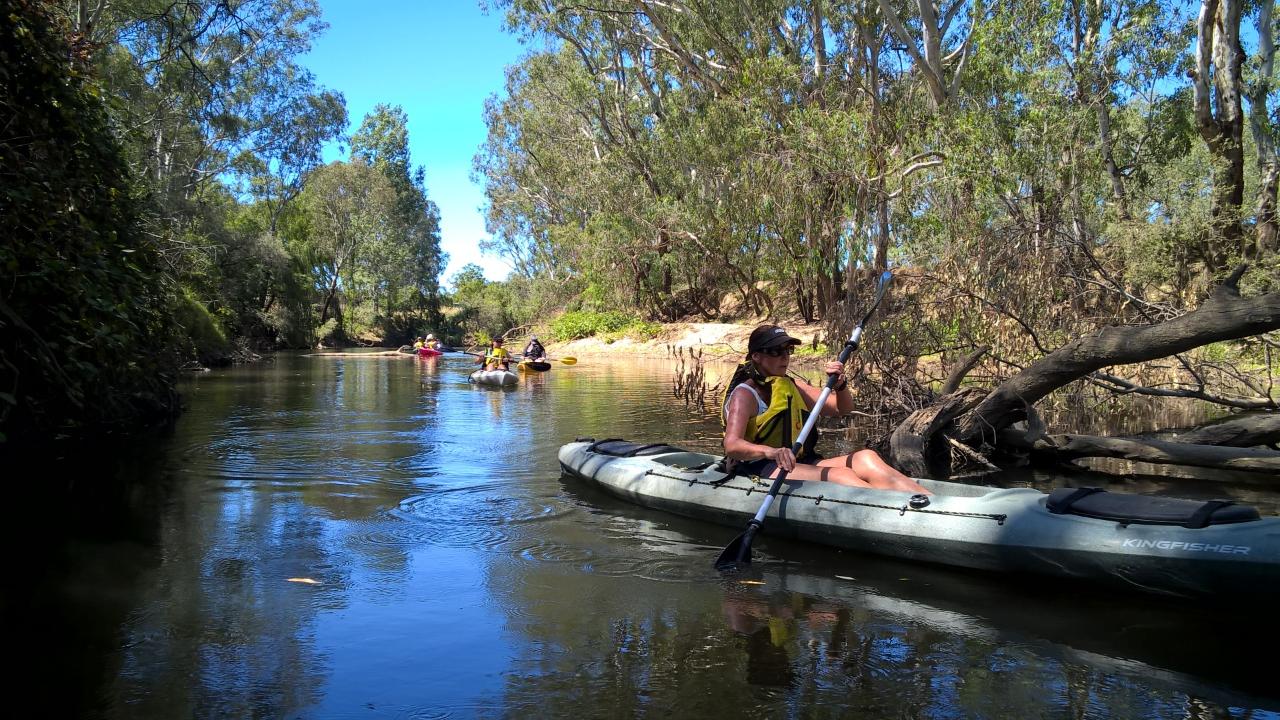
[547,321,828,366]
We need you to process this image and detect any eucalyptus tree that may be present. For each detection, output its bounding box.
[1190,0,1247,273]
[350,105,447,322]
[480,1,956,319]
[52,0,348,351]
[1247,0,1280,260]
[58,0,338,202]
[300,160,403,337]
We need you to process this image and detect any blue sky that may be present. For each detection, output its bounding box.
[301,2,527,285]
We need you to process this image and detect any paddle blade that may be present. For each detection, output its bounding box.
[714,525,758,572]
[558,357,577,365]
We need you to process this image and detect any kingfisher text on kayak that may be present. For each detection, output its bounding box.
[1122,539,1251,554]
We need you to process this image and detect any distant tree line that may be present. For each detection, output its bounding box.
[1,0,446,444]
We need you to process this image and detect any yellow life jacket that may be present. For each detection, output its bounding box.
[723,374,816,460]
[485,347,511,365]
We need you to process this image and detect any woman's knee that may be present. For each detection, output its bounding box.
[848,449,885,474]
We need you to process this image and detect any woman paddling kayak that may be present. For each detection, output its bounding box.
[722,324,929,493]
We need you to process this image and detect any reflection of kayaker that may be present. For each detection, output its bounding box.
[721,591,847,687]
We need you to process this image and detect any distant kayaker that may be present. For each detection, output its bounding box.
[425,333,440,351]
[479,337,511,371]
[523,335,546,362]
[413,336,425,350]
[721,324,929,493]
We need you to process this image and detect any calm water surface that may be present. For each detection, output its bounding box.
[16,352,1280,719]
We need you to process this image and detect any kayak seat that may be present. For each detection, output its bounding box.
[650,452,720,471]
[587,439,689,457]
[1046,487,1261,528]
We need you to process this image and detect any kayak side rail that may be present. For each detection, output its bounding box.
[639,469,1011,525]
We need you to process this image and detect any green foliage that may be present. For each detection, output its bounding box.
[475,0,1277,369]
[550,311,640,341]
[1,0,178,443]
[314,318,339,344]
[792,343,831,359]
[1198,342,1232,363]
[173,292,231,364]
[443,264,517,340]
[350,105,446,323]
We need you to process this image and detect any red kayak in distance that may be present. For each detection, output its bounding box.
[417,347,443,357]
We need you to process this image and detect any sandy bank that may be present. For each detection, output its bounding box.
[547,322,829,366]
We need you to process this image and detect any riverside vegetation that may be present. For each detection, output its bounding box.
[2,0,1277,475]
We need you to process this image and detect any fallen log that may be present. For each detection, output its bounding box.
[303,350,411,358]
[1002,430,1280,473]
[888,388,986,479]
[953,265,1280,446]
[1170,412,1280,447]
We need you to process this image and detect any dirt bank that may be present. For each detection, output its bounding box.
[547,322,829,366]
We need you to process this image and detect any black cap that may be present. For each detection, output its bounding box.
[748,325,802,352]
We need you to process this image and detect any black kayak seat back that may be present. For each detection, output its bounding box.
[1046,487,1260,529]
[587,439,688,457]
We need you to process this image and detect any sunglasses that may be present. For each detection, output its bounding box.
[758,346,795,357]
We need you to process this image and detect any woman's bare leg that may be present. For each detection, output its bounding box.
[759,462,870,488]
[815,450,931,494]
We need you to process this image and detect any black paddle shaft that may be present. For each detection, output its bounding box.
[714,271,893,572]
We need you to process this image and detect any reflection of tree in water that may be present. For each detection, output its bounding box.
[72,356,446,716]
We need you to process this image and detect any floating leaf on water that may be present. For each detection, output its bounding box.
[287,577,321,585]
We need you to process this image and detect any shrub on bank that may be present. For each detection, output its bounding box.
[550,312,663,343]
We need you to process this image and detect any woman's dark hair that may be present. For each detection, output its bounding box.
[724,326,778,408]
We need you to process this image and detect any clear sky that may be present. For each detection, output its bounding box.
[301,1,527,285]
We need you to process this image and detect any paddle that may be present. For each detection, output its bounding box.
[461,349,515,370]
[714,270,894,572]
[516,354,576,365]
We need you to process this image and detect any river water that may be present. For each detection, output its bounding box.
[14,351,1280,719]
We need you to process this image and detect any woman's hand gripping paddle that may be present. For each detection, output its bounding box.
[714,271,894,572]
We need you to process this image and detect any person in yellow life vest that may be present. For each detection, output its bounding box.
[478,337,511,371]
[413,336,425,350]
[722,324,929,493]
[425,333,439,350]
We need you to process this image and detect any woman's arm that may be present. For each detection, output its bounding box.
[794,362,853,417]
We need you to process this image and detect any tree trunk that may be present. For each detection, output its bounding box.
[1173,413,1280,447]
[888,388,987,479]
[1257,162,1280,256]
[1008,432,1280,473]
[1190,0,1246,271]
[1250,0,1279,256]
[952,266,1279,447]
